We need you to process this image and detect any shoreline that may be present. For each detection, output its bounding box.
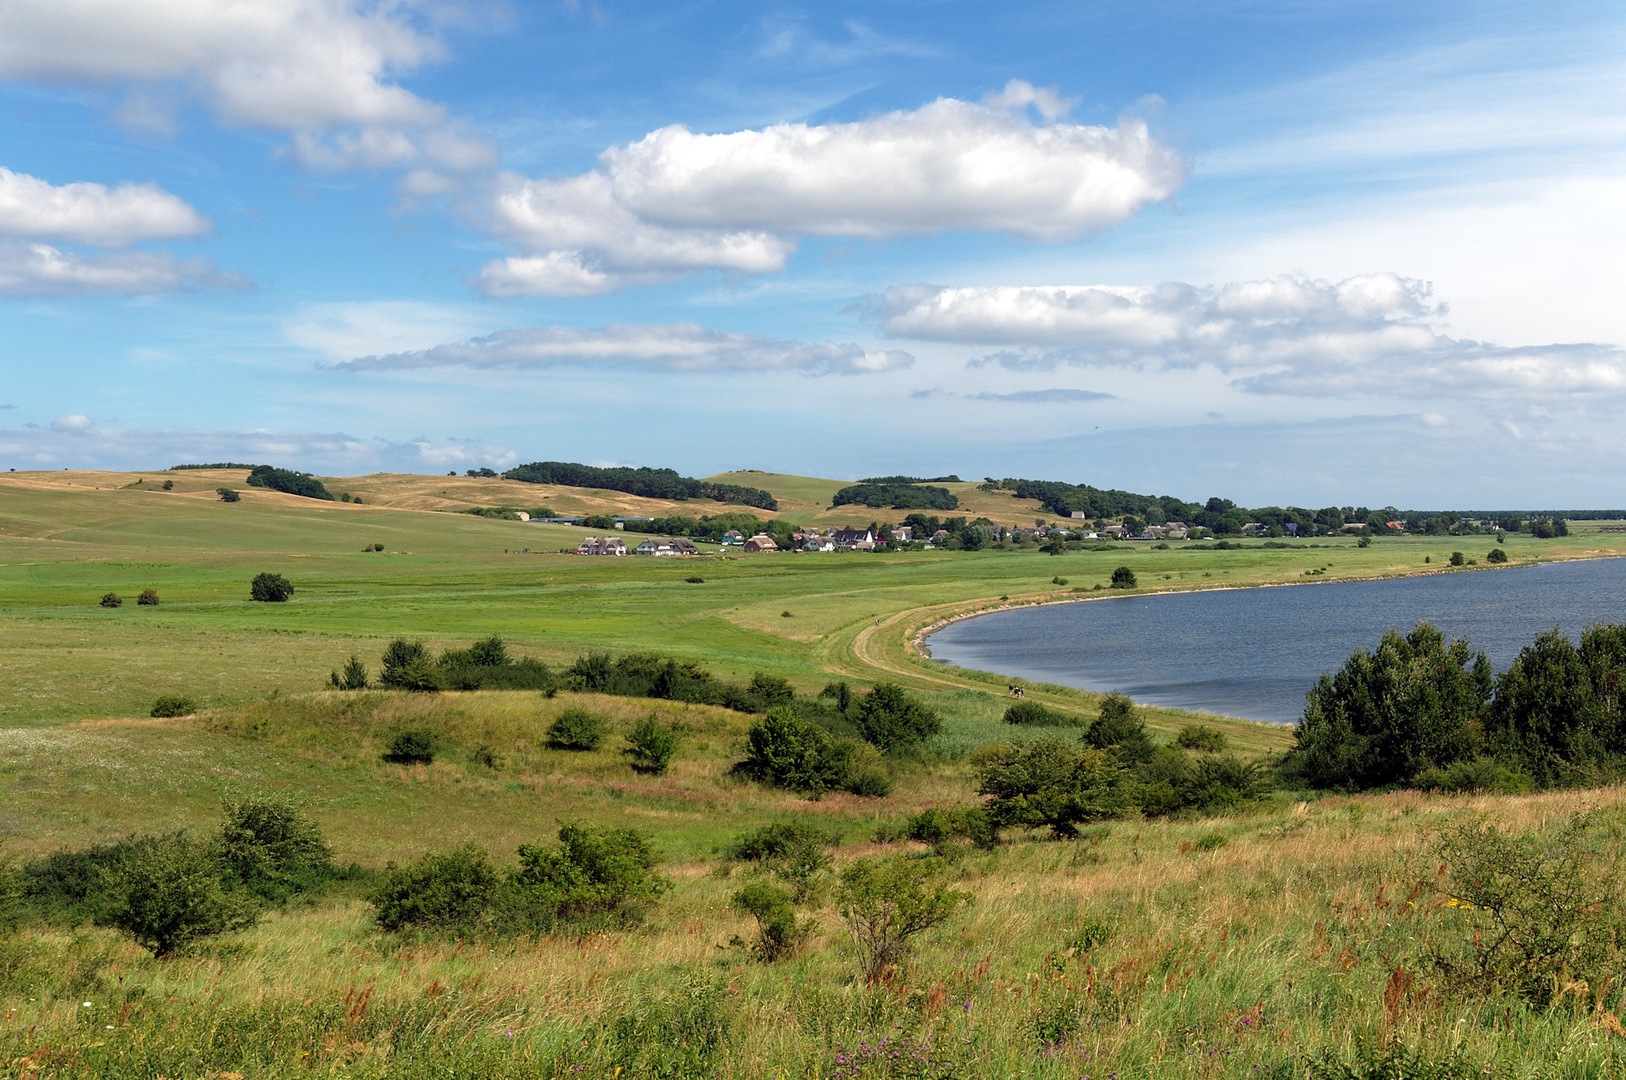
[909,551,1623,721]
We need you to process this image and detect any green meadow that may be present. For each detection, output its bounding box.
[4,470,1626,1078]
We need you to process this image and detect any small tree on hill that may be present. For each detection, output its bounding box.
[852,683,941,752]
[217,487,240,502]
[100,833,258,957]
[1084,693,1155,763]
[972,736,1133,837]
[1110,566,1137,588]
[625,714,679,774]
[378,638,439,690]
[547,708,607,751]
[249,572,293,602]
[837,856,969,980]
[329,655,368,690]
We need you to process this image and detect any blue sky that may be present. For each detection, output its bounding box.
[1,0,1623,508]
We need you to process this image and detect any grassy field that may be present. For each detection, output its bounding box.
[4,469,1626,1077]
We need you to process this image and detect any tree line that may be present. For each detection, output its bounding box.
[504,461,778,510]
[1288,621,1626,792]
[832,482,959,510]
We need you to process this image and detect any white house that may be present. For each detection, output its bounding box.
[576,536,627,556]
[802,536,836,551]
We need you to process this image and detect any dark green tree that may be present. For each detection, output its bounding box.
[1287,622,1492,790]
[851,682,941,751]
[971,736,1134,837]
[249,572,293,602]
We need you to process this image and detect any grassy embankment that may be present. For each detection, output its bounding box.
[4,469,1626,1076]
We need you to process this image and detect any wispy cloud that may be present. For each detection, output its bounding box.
[874,274,1626,398]
[969,388,1115,403]
[338,323,914,376]
[0,242,245,296]
[0,418,514,473]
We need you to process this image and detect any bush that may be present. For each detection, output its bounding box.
[1486,624,1626,786]
[731,881,810,961]
[383,728,436,765]
[1002,700,1077,726]
[1486,547,1508,563]
[370,843,498,932]
[1412,757,1530,794]
[100,833,258,957]
[745,672,794,710]
[1110,565,1137,588]
[837,856,969,980]
[150,695,196,718]
[496,823,669,932]
[905,805,995,849]
[216,795,335,902]
[161,478,174,490]
[1083,693,1155,763]
[971,736,1134,837]
[1448,551,1465,566]
[625,714,679,774]
[1286,623,1491,790]
[547,708,607,751]
[328,655,368,690]
[820,681,853,713]
[249,572,294,602]
[99,591,121,608]
[725,821,837,900]
[852,682,941,752]
[1429,812,1626,1003]
[1175,724,1227,751]
[1137,750,1269,816]
[685,576,704,583]
[735,707,869,795]
[137,588,160,606]
[567,651,724,705]
[217,487,240,502]
[378,638,441,691]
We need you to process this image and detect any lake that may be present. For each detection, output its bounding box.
[924,558,1626,724]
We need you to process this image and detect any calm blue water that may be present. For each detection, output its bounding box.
[925,559,1626,724]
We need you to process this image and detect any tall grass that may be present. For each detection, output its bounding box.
[7,786,1626,1077]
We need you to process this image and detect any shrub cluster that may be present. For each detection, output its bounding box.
[724,821,840,961]
[245,465,334,501]
[369,636,555,693]
[546,708,606,751]
[1286,621,1626,791]
[150,695,196,718]
[14,796,342,956]
[733,707,890,797]
[1002,700,1079,726]
[370,824,669,937]
[565,651,794,713]
[969,695,1270,839]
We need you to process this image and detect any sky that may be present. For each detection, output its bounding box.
[0,0,1623,509]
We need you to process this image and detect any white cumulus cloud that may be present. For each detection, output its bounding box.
[481,81,1184,296]
[872,273,1626,398]
[337,323,914,376]
[0,167,209,245]
[0,242,242,296]
[0,0,491,173]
